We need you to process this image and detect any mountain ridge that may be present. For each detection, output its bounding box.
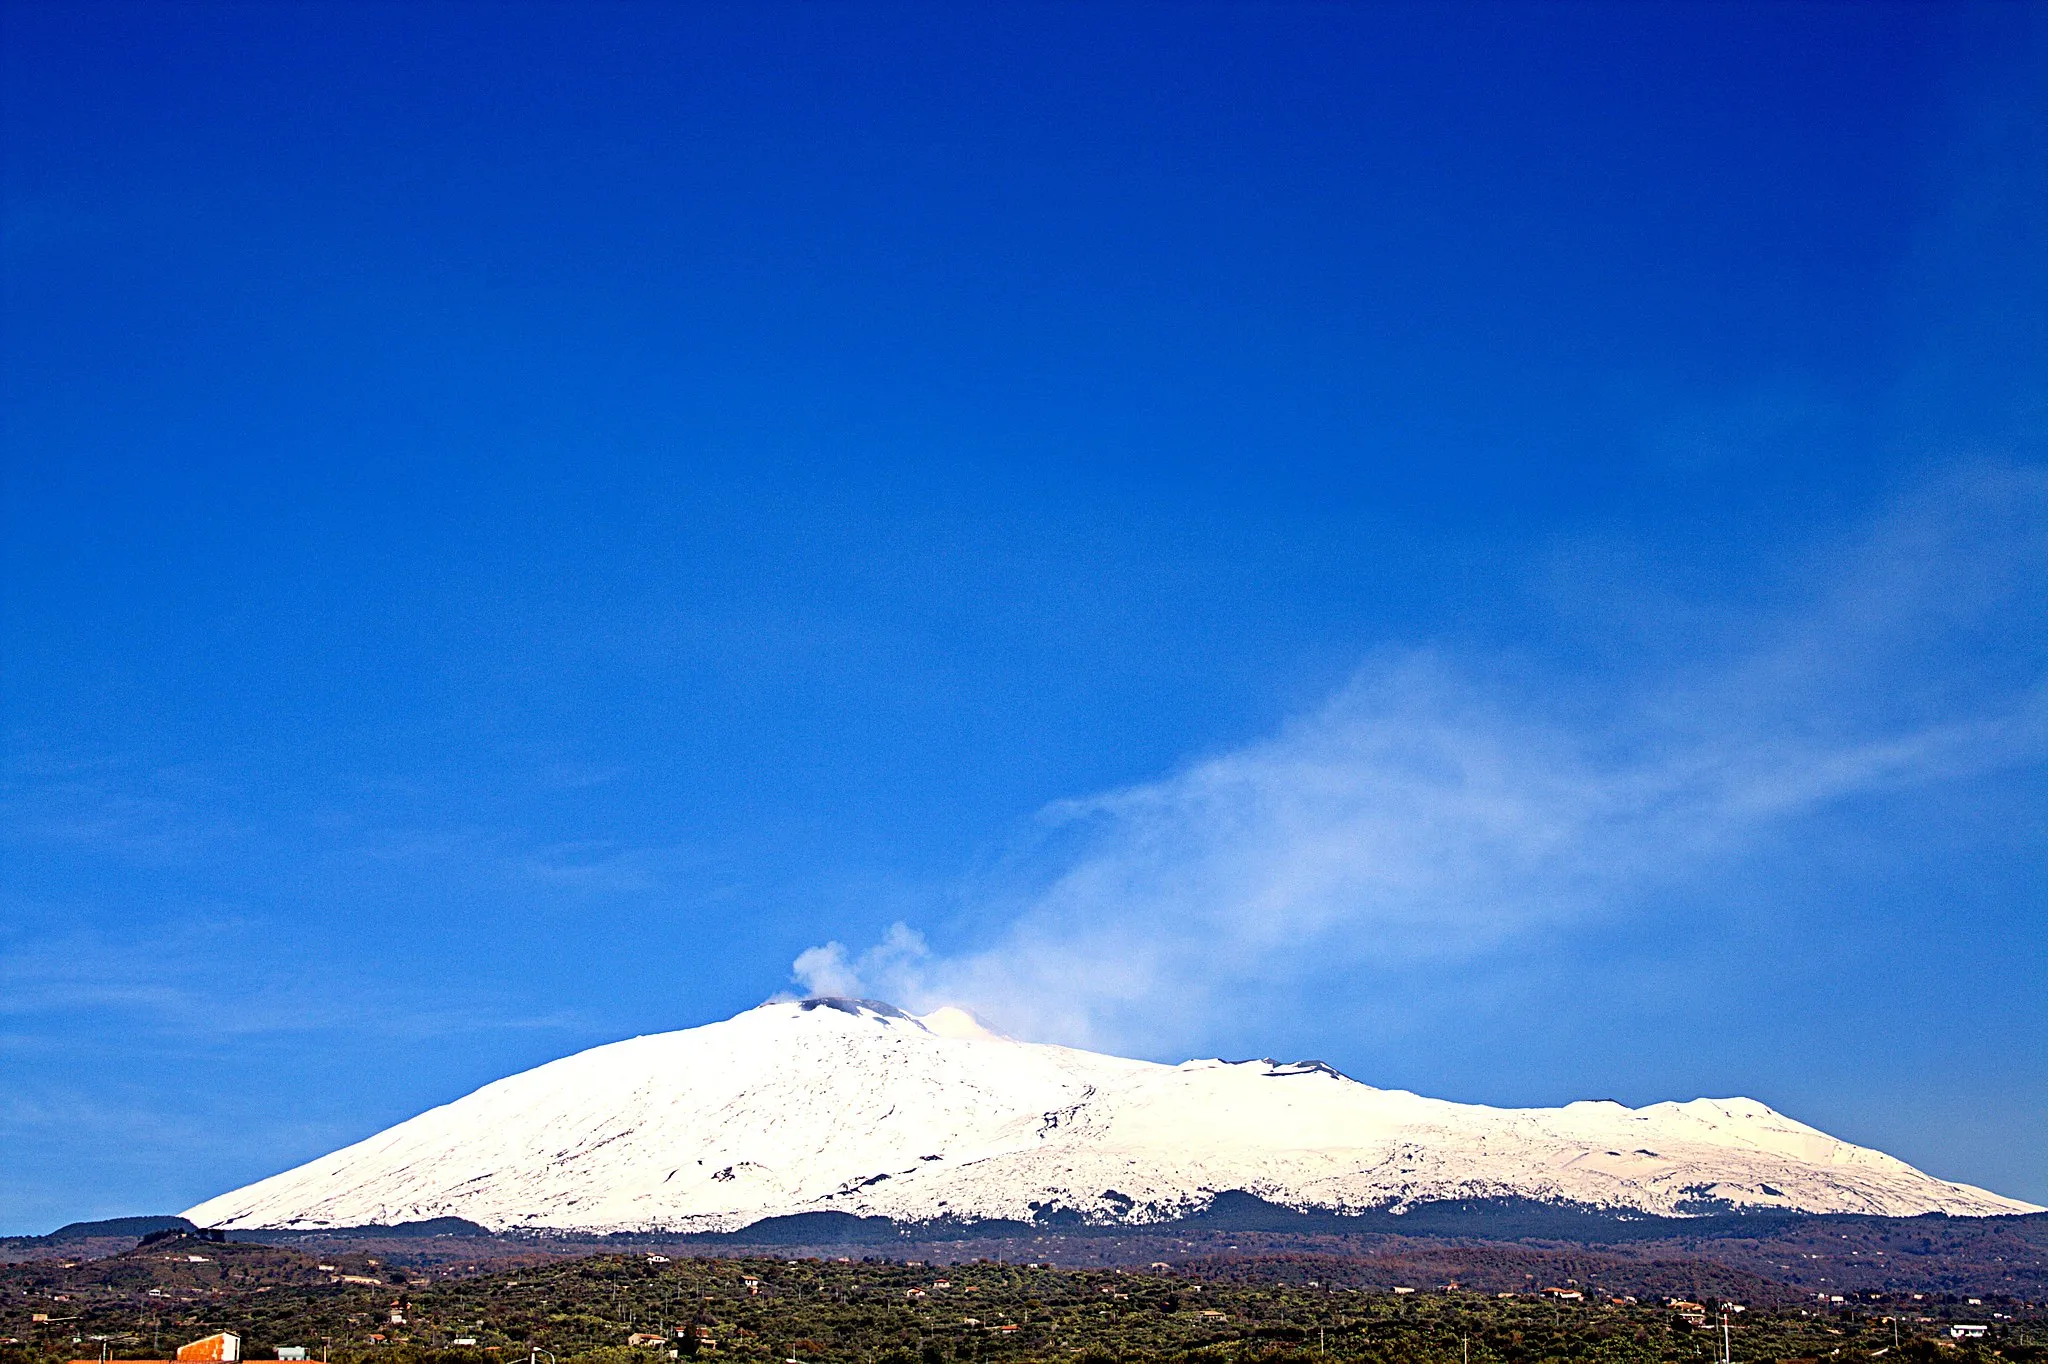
[182,997,2038,1232]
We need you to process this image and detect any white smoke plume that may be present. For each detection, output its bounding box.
[794,465,2047,1052]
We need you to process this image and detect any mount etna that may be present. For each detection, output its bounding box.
[179,998,2037,1235]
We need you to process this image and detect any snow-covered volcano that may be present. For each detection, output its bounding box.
[183,998,2038,1231]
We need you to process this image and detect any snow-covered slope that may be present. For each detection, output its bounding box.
[183,998,2038,1231]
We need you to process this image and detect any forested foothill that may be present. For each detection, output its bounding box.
[2,1224,2041,1364]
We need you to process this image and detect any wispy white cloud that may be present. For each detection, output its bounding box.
[0,753,254,864]
[795,465,2048,1053]
[0,920,584,1044]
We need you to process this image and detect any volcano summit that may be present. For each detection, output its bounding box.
[182,998,2037,1232]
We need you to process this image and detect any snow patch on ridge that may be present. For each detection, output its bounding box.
[920,1005,1003,1041]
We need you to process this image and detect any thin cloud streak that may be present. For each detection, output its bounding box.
[796,466,2048,1053]
[0,923,584,1044]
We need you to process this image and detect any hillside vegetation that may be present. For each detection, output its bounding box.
[3,1235,2039,1364]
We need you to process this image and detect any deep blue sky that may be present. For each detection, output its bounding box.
[3,2,2043,1233]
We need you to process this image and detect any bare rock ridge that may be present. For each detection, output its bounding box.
[183,997,2039,1232]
